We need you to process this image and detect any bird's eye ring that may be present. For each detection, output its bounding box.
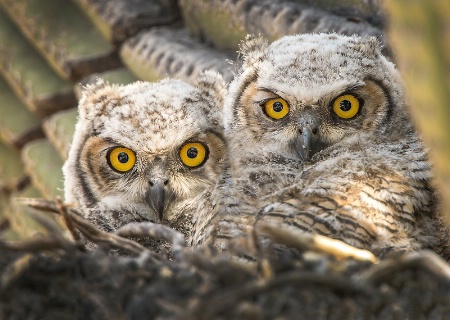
[332,94,360,119]
[107,147,136,173]
[263,98,290,120]
[179,142,209,168]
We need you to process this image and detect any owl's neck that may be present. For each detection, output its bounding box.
[230,151,303,207]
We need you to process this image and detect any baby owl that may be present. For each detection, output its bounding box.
[195,33,448,257]
[63,73,227,244]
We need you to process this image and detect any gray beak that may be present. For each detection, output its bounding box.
[299,126,315,161]
[146,182,165,221]
[296,111,325,161]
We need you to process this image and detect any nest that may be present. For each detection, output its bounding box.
[1,198,450,319]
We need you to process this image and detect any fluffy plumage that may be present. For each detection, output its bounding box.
[194,33,448,257]
[63,72,227,247]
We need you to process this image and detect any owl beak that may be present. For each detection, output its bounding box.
[146,182,166,221]
[297,112,324,161]
[299,127,314,161]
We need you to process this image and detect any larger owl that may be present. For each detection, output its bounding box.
[63,73,227,247]
[194,33,449,258]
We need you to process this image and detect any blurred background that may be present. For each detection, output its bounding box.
[0,0,448,238]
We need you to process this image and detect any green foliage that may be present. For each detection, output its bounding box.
[0,8,73,115]
[43,108,78,160]
[0,0,115,80]
[0,76,40,147]
[180,0,247,51]
[21,139,64,199]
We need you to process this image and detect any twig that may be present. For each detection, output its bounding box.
[55,197,81,242]
[14,197,61,214]
[75,218,155,258]
[360,250,450,286]
[15,198,157,258]
[191,269,371,319]
[115,222,185,260]
[251,216,274,279]
[184,244,252,271]
[257,221,379,264]
[0,238,73,252]
[65,208,157,259]
[26,210,76,252]
[0,210,78,253]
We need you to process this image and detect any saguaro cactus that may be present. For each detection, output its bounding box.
[385,1,450,224]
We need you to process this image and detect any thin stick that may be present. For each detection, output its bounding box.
[252,216,274,279]
[257,221,379,264]
[56,197,81,242]
[27,210,77,252]
[15,198,156,258]
[0,210,78,252]
[361,250,450,286]
[115,222,185,260]
[14,197,61,214]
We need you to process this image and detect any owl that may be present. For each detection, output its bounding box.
[194,33,449,258]
[62,72,227,249]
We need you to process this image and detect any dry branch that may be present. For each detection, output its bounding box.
[14,197,158,258]
[0,210,78,253]
[257,220,379,263]
[115,221,185,260]
[56,196,81,242]
[361,250,450,285]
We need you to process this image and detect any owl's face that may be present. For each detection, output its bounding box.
[238,77,389,162]
[225,34,406,163]
[64,75,226,230]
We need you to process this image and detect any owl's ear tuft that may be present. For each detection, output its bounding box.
[80,77,107,99]
[355,36,382,57]
[195,70,227,102]
[238,34,269,68]
[77,78,117,121]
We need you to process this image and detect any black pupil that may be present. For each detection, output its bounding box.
[187,147,198,159]
[273,101,283,112]
[117,152,129,163]
[339,100,352,112]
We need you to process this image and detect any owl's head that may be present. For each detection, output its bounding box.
[225,33,409,163]
[63,72,227,230]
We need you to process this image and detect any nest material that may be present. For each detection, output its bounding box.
[1,198,450,319]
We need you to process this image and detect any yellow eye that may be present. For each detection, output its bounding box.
[179,142,208,168]
[333,94,360,119]
[264,98,289,120]
[107,147,136,173]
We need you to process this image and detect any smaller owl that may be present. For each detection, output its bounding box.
[63,72,227,247]
[195,33,449,258]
